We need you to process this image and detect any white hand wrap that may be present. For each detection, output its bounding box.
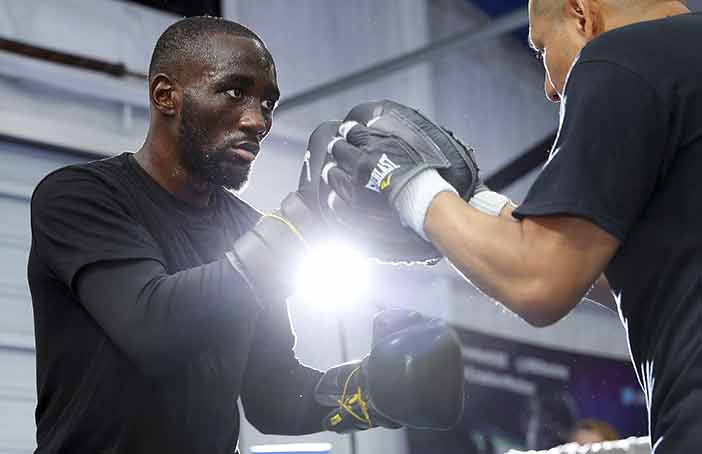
[392,169,457,241]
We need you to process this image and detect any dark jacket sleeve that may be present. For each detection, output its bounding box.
[240,298,328,435]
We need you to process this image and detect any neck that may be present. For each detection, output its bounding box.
[135,130,215,208]
[603,1,690,31]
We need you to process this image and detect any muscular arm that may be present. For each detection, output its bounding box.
[76,258,261,376]
[425,192,620,326]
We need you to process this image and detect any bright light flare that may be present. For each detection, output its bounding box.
[294,241,371,311]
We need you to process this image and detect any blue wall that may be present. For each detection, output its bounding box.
[467,0,531,48]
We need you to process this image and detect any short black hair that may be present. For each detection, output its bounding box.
[148,16,270,80]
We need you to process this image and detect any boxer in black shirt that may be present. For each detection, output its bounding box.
[28,17,464,454]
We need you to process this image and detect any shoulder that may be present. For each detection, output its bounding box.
[581,15,683,59]
[563,25,672,113]
[577,14,699,89]
[217,189,263,229]
[31,153,133,212]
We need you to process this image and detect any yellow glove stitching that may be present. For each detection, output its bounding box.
[261,213,310,248]
[336,366,373,428]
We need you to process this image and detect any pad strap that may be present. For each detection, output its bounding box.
[469,190,511,217]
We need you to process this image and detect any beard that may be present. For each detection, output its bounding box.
[178,96,252,191]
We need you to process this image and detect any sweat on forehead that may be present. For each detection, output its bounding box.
[148,16,273,81]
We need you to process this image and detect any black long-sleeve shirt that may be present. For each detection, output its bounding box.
[28,153,326,453]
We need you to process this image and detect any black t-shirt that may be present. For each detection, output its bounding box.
[28,153,325,453]
[513,13,702,452]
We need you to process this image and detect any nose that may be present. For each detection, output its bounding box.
[544,76,561,103]
[239,104,268,138]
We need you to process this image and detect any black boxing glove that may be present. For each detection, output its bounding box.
[224,124,337,305]
[315,309,465,432]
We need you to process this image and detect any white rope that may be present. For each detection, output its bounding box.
[505,437,651,454]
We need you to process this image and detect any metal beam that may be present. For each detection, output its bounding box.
[276,7,528,113]
[0,50,148,109]
[0,37,140,78]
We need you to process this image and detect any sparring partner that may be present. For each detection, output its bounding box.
[322,1,701,452]
[27,17,464,454]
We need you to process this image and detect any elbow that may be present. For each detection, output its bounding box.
[509,280,574,328]
[242,395,284,435]
[242,401,268,433]
[244,408,289,435]
[521,310,562,328]
[249,419,278,435]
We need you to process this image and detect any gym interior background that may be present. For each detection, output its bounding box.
[2,1,700,453]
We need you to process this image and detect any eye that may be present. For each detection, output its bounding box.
[261,98,277,112]
[226,88,244,99]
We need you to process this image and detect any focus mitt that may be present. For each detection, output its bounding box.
[306,100,481,263]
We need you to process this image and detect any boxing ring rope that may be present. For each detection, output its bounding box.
[505,437,651,454]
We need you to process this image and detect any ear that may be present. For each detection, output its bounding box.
[150,74,180,116]
[565,0,602,40]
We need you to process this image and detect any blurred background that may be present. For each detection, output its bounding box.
[2,1,700,453]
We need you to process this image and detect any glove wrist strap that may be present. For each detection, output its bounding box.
[226,195,310,307]
[392,169,457,241]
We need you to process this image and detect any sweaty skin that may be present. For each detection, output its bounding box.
[424,0,689,326]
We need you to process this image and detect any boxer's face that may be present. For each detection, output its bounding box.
[178,34,279,190]
[529,0,596,103]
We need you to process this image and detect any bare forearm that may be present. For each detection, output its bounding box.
[424,192,609,325]
[425,192,544,321]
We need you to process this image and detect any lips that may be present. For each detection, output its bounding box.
[230,142,259,163]
[232,149,255,162]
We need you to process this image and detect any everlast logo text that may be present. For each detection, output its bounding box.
[366,153,400,193]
